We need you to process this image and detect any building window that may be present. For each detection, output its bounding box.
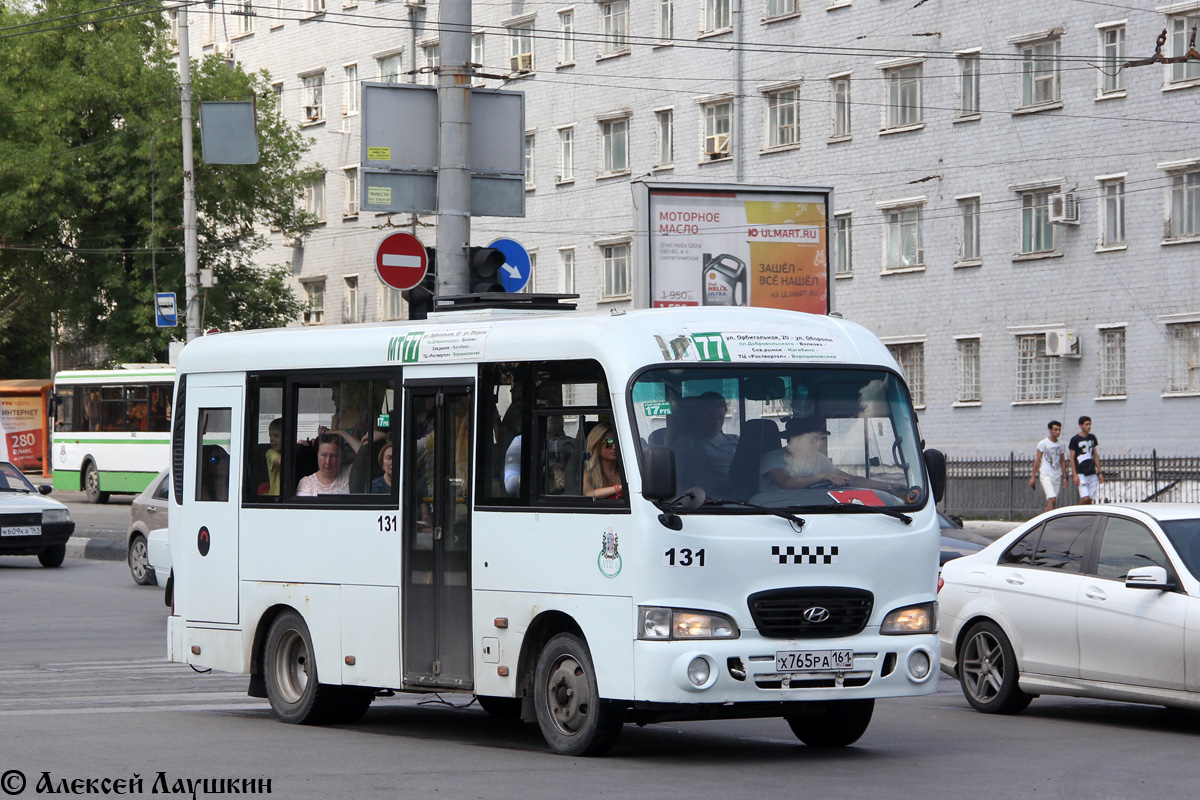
[343,168,358,218]
[1099,328,1126,397]
[958,53,980,115]
[957,339,981,403]
[305,0,325,14]
[525,133,536,189]
[518,253,537,294]
[831,76,851,138]
[765,87,800,149]
[422,42,440,85]
[600,1,629,55]
[704,0,731,33]
[1168,322,1200,393]
[655,109,673,166]
[509,22,534,73]
[884,63,922,129]
[659,0,673,40]
[378,53,402,84]
[1099,25,1125,94]
[1170,14,1200,84]
[1100,178,1125,247]
[380,283,404,321]
[305,177,325,220]
[558,10,575,64]
[601,243,631,299]
[560,248,575,294]
[343,276,359,323]
[702,99,732,159]
[1169,169,1200,239]
[1020,38,1060,108]
[344,64,359,114]
[600,117,629,175]
[887,343,925,407]
[271,81,283,118]
[1020,190,1056,254]
[767,0,797,18]
[301,73,324,121]
[834,213,852,275]
[472,33,485,83]
[168,7,179,45]
[882,203,923,269]
[1015,334,1061,402]
[959,196,980,262]
[302,281,326,325]
[236,0,254,35]
[558,127,574,182]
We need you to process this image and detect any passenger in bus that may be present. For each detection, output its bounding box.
[370,441,394,494]
[583,424,624,500]
[265,418,283,496]
[200,445,230,502]
[296,433,351,496]
[672,392,738,496]
[760,417,899,495]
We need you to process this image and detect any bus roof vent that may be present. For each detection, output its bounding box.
[431,293,579,314]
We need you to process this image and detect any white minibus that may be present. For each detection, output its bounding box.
[166,305,945,755]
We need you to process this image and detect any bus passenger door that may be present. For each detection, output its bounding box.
[402,381,473,690]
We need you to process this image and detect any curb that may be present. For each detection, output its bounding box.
[66,537,126,563]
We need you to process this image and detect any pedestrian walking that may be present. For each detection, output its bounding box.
[1029,420,1067,513]
[1068,416,1104,505]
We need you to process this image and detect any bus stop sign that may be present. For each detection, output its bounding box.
[376,232,428,291]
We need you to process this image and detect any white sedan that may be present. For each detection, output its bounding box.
[939,503,1200,714]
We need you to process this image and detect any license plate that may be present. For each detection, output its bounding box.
[775,649,854,672]
[0,525,40,537]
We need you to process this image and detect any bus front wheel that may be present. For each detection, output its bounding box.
[83,463,110,504]
[263,610,339,724]
[533,633,623,756]
[785,698,874,747]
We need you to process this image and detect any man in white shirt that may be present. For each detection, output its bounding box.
[1029,420,1067,513]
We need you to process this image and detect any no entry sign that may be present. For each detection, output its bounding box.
[375,232,428,291]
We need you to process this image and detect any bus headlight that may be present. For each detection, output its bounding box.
[880,602,937,635]
[41,508,72,525]
[638,607,740,640]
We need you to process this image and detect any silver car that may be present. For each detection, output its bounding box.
[127,470,169,585]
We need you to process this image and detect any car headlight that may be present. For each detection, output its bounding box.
[880,602,937,635]
[41,508,72,525]
[638,607,740,640]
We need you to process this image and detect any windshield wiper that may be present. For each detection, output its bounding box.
[704,496,806,528]
[787,503,912,524]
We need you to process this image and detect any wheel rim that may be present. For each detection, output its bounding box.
[545,654,591,736]
[962,630,1005,703]
[273,628,310,705]
[129,539,148,580]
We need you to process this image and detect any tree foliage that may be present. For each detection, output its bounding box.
[0,0,319,374]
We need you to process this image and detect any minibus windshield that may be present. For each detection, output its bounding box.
[630,366,926,510]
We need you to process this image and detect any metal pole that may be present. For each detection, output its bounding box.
[435,0,471,296]
[1152,448,1159,498]
[178,5,200,342]
[1008,451,1014,521]
[732,0,743,183]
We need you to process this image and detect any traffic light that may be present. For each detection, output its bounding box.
[403,247,436,320]
[468,246,506,293]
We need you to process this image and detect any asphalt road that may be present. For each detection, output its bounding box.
[1,558,1198,800]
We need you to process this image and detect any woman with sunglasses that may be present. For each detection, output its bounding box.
[583,423,624,500]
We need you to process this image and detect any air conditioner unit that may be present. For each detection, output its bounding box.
[1045,328,1079,357]
[705,133,729,158]
[1049,191,1079,225]
[510,53,533,73]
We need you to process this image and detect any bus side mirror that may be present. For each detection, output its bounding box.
[640,445,676,502]
[924,448,946,503]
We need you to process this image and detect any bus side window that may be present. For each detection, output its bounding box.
[81,389,102,432]
[540,413,583,496]
[245,378,285,499]
[196,408,232,503]
[477,363,531,504]
[54,387,76,432]
[148,385,172,432]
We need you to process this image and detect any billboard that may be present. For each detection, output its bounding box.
[647,185,830,314]
[1,393,45,472]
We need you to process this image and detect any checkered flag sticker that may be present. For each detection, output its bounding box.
[772,545,839,564]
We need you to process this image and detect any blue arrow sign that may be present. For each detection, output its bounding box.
[489,238,532,293]
[155,292,179,328]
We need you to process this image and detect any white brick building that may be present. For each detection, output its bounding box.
[180,0,1200,455]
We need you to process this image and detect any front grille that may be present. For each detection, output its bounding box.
[748,587,874,639]
[0,514,41,527]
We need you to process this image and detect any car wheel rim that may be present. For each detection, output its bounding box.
[130,540,148,580]
[545,654,590,736]
[274,629,310,705]
[962,631,1005,703]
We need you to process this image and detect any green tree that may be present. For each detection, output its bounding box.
[0,0,319,374]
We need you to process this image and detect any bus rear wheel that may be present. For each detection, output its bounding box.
[785,699,874,747]
[533,633,623,756]
[83,463,109,504]
[263,610,340,724]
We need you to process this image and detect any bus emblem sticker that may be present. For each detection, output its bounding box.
[598,529,622,578]
[772,545,837,565]
[198,526,211,557]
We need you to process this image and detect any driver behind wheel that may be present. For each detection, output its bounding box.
[760,417,900,496]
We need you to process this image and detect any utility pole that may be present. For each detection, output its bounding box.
[434,0,471,296]
[177,5,200,341]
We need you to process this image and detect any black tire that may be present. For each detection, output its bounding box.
[263,610,340,724]
[785,699,874,747]
[128,533,156,586]
[533,633,623,756]
[83,462,110,504]
[957,620,1033,715]
[477,695,523,719]
[38,544,66,568]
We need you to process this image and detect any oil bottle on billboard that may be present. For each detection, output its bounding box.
[701,253,747,306]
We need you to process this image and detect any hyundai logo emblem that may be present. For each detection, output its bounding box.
[803,606,831,623]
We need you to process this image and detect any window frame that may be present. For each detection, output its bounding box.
[1018,36,1062,110]
[599,114,631,176]
[1097,22,1126,97]
[600,0,630,56]
[600,240,632,300]
[655,108,674,168]
[703,0,732,34]
[1169,13,1200,86]
[877,198,925,271]
[763,85,801,150]
[834,212,852,276]
[1019,189,1058,256]
[1098,326,1126,398]
[957,52,980,117]
[300,71,325,123]
[557,125,575,183]
[1167,321,1200,393]
[1014,332,1062,403]
[830,74,851,140]
[301,279,326,325]
[958,195,981,264]
[1166,167,1200,241]
[377,51,403,84]
[343,167,359,218]
[1098,177,1125,248]
[885,341,925,408]
[956,337,981,404]
[700,98,733,160]
[507,19,535,74]
[343,63,359,115]
[558,9,575,65]
[882,62,923,131]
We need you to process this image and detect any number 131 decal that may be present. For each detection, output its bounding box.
[662,547,706,567]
